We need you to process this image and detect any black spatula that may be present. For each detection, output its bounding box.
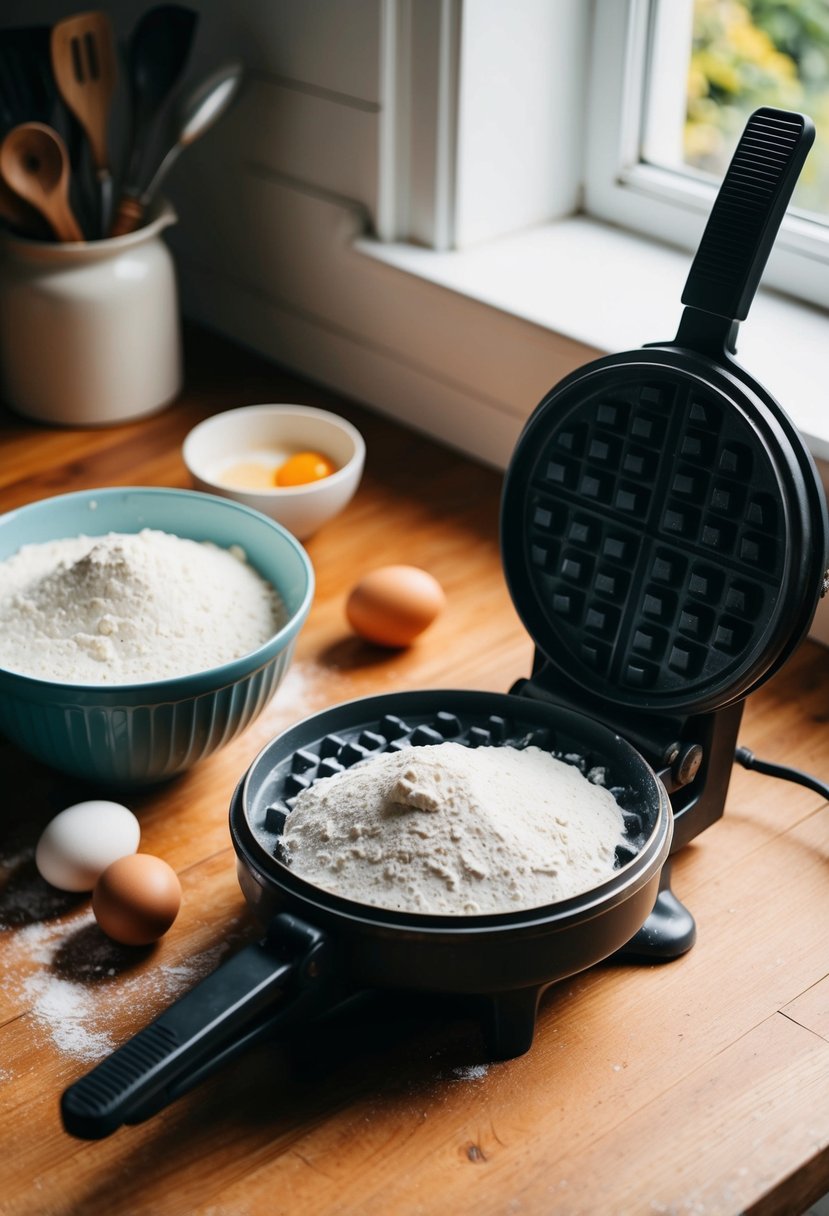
[119,4,199,202]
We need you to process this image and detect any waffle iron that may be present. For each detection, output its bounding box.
[61,109,829,1140]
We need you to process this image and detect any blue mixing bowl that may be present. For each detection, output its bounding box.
[0,486,314,786]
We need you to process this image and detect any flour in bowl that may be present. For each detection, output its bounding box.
[0,528,285,684]
[281,742,628,915]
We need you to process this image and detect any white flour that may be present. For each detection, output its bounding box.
[282,742,627,915]
[0,528,284,684]
[2,911,233,1064]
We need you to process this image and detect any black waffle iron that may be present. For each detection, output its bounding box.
[61,109,829,1140]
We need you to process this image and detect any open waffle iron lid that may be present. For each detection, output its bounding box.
[501,108,829,720]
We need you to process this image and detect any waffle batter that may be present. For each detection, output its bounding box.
[282,741,627,915]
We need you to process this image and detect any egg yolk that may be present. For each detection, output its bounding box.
[275,451,337,487]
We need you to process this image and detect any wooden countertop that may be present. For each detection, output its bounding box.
[2,326,829,1216]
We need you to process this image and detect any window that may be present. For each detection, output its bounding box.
[586,0,829,309]
[674,0,829,220]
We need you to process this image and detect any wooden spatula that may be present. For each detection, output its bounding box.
[50,10,116,236]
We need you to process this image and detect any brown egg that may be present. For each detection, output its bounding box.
[92,853,182,946]
[346,565,446,647]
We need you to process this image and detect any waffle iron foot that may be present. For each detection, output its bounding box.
[479,986,543,1060]
[614,861,696,961]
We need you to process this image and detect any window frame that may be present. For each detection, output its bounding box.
[584,0,829,311]
[378,0,589,251]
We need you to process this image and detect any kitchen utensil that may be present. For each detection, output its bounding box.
[109,60,243,237]
[120,4,198,196]
[49,9,117,236]
[60,108,827,1140]
[61,691,672,1139]
[0,24,91,235]
[0,176,51,239]
[0,26,54,134]
[0,487,313,786]
[0,122,83,242]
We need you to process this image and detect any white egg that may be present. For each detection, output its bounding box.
[35,801,141,892]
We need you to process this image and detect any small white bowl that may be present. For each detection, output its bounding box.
[182,404,366,540]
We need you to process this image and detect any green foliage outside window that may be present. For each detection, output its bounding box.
[686,0,829,213]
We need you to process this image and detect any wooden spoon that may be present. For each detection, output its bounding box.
[0,176,53,239]
[0,122,84,242]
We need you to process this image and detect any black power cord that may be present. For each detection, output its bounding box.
[734,746,829,801]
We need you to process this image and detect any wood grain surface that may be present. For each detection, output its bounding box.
[1,325,829,1216]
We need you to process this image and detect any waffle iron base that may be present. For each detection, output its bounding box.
[231,689,675,1058]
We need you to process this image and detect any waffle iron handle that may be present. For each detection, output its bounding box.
[676,107,814,353]
[60,913,333,1140]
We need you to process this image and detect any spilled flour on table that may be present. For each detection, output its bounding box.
[448,1064,489,1082]
[2,904,232,1066]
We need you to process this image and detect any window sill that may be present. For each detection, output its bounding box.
[355,215,829,468]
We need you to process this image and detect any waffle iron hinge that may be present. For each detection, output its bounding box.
[511,662,745,853]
